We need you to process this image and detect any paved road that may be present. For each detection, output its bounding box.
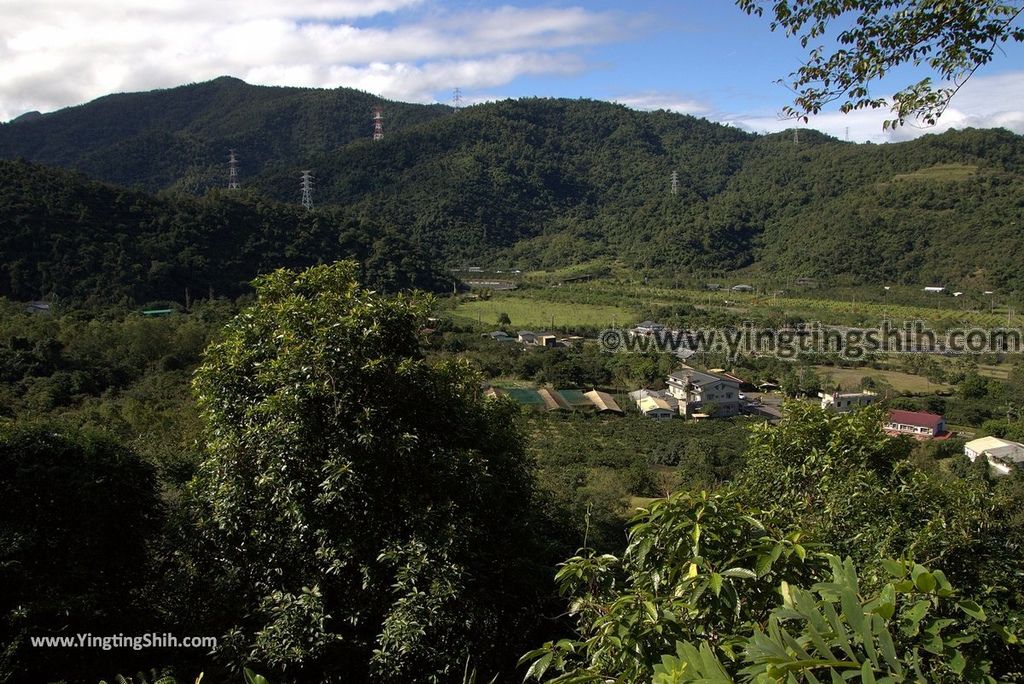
[743,391,783,420]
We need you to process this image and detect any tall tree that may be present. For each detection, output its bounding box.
[190,261,553,682]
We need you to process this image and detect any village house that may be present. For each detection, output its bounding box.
[631,320,667,336]
[964,436,1024,476]
[629,389,679,420]
[25,301,51,315]
[517,331,558,347]
[666,366,741,418]
[884,409,947,439]
[820,390,878,413]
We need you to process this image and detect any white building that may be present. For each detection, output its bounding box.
[666,366,741,418]
[965,436,1024,476]
[632,320,667,336]
[884,410,946,439]
[629,389,678,420]
[820,390,877,413]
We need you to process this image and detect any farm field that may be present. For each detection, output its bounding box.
[977,362,1014,380]
[811,365,952,393]
[891,163,978,182]
[452,294,634,329]
[473,280,1011,329]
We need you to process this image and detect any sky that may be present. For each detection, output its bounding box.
[2,0,1023,142]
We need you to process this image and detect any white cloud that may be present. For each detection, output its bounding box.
[719,70,1024,143]
[614,92,712,116]
[0,1,627,120]
[251,53,589,103]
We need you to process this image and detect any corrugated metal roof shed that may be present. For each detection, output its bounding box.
[537,387,572,412]
[585,390,624,415]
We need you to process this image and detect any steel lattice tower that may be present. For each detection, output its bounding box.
[228,149,240,190]
[671,170,679,195]
[453,87,463,109]
[300,170,314,210]
[372,106,384,141]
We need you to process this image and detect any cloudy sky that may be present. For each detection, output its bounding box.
[2,0,1023,142]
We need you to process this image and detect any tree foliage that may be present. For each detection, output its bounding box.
[0,423,163,683]
[521,490,823,682]
[736,0,1024,127]
[655,556,1016,683]
[0,159,451,304]
[189,262,553,682]
[524,405,1024,682]
[4,90,1024,294]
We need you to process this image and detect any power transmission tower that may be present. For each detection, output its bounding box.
[300,170,314,210]
[228,149,240,189]
[793,127,800,144]
[671,170,679,195]
[372,106,384,141]
[453,87,463,108]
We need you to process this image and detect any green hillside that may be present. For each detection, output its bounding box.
[0,159,450,303]
[2,78,1023,296]
[0,77,451,192]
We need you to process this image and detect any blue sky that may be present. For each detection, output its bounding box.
[3,0,1023,141]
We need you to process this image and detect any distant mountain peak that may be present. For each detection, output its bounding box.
[8,111,43,124]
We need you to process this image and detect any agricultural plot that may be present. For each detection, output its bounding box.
[452,294,634,329]
[812,365,951,394]
[495,280,1009,329]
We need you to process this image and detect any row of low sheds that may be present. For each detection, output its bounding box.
[484,365,745,421]
[480,323,1024,476]
[484,387,625,415]
[482,330,585,347]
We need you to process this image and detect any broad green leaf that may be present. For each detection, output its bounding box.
[957,599,986,621]
[913,571,936,594]
[721,567,756,579]
[525,652,553,681]
[880,559,906,579]
[949,649,966,675]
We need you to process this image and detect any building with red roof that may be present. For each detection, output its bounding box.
[884,409,947,439]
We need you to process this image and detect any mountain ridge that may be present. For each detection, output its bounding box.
[1,78,1022,296]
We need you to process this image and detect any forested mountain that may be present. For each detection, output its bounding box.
[2,78,1023,296]
[0,77,450,192]
[0,159,450,303]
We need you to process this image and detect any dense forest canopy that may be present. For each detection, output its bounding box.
[0,77,451,193]
[0,159,451,303]
[1,77,1023,298]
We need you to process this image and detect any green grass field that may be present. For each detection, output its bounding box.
[502,280,1009,329]
[812,365,951,393]
[892,163,978,182]
[977,363,1013,380]
[453,294,634,329]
